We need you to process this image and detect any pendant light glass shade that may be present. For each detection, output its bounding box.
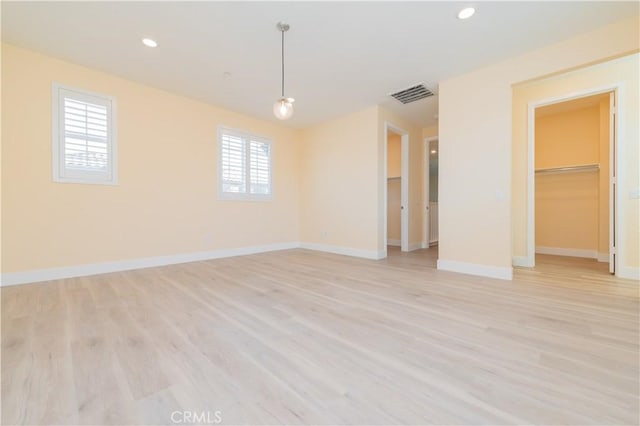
[274,22,294,120]
[273,97,295,120]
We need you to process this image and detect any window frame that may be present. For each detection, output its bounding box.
[217,126,273,202]
[52,82,118,185]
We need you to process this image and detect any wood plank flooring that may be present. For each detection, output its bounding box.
[2,248,639,425]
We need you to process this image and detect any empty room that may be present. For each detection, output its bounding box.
[2,2,639,425]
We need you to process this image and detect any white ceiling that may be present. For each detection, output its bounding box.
[2,2,637,128]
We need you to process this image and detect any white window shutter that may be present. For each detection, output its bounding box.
[53,84,117,185]
[221,133,246,193]
[249,140,271,195]
[63,97,109,172]
[218,127,272,200]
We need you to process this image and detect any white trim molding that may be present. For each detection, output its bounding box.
[387,239,401,247]
[1,242,299,287]
[526,83,623,275]
[408,242,423,252]
[512,256,533,267]
[597,252,610,263]
[300,242,385,260]
[437,259,513,281]
[618,267,640,281]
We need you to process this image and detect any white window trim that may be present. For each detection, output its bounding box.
[217,126,273,202]
[52,82,118,185]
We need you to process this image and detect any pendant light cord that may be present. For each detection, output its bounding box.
[281,29,285,97]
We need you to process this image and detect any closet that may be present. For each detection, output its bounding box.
[534,92,612,271]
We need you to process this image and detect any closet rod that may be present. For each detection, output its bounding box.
[535,163,599,174]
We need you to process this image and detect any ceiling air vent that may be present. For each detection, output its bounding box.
[390,84,434,104]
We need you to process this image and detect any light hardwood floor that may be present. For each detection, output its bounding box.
[2,248,639,425]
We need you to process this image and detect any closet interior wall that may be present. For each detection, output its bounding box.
[387,132,402,246]
[534,94,610,261]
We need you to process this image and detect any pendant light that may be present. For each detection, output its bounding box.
[273,22,294,120]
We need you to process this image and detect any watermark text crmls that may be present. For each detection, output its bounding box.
[171,410,223,424]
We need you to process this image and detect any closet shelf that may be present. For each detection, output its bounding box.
[535,163,599,175]
[387,176,401,181]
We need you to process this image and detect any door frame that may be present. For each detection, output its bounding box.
[383,122,410,253]
[423,136,438,248]
[526,84,621,274]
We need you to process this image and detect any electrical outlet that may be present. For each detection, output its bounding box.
[321,230,328,239]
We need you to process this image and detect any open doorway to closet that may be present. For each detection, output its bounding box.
[385,124,408,253]
[532,91,615,275]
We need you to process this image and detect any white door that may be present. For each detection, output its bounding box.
[424,144,430,248]
[401,134,409,252]
[609,92,616,274]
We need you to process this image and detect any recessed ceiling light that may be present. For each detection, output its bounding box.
[431,150,437,154]
[142,38,158,48]
[458,7,475,20]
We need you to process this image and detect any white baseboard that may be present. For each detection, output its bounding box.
[512,256,533,267]
[3,241,630,287]
[421,241,429,249]
[386,241,422,251]
[514,252,609,266]
[437,259,513,280]
[300,242,385,260]
[535,246,598,259]
[0,242,300,287]
[408,242,423,252]
[618,266,640,281]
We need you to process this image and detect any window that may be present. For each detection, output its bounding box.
[218,127,272,200]
[52,83,117,184]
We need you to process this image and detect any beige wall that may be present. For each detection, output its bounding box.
[1,44,300,273]
[422,125,438,139]
[439,15,639,278]
[535,106,600,169]
[513,52,639,276]
[387,133,401,178]
[299,106,379,253]
[299,106,426,255]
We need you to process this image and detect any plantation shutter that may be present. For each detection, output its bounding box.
[218,128,272,200]
[53,85,116,184]
[220,133,246,193]
[249,140,271,195]
[62,96,109,172]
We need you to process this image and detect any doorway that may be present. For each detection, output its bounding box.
[530,91,616,275]
[384,124,409,253]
